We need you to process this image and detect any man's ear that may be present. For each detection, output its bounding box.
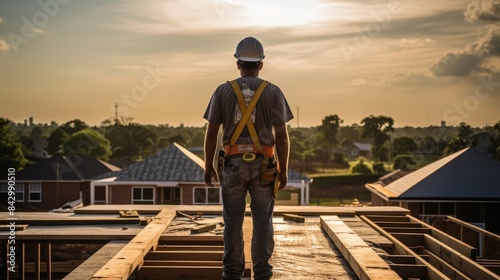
[259,61,263,70]
[236,61,241,70]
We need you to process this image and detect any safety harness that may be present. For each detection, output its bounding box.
[223,79,281,196]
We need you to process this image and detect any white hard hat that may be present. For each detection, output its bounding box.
[234,37,265,62]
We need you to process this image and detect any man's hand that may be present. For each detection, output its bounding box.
[278,169,287,190]
[205,165,218,187]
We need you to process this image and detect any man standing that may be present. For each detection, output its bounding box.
[203,37,293,280]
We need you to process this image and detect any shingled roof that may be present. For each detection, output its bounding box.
[97,143,205,182]
[3,156,120,181]
[367,147,500,201]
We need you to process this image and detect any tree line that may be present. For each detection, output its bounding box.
[1,116,500,174]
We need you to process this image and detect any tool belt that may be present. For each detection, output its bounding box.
[223,144,274,159]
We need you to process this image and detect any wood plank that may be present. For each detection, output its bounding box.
[388,264,427,279]
[320,216,402,280]
[422,248,472,280]
[363,215,410,222]
[90,208,176,280]
[64,241,127,280]
[407,215,477,259]
[190,223,217,234]
[155,245,224,251]
[136,266,223,279]
[375,221,422,228]
[143,260,222,266]
[360,215,450,280]
[144,251,223,261]
[0,224,28,231]
[384,255,416,264]
[341,217,393,249]
[423,234,499,280]
[283,213,305,223]
[383,227,432,234]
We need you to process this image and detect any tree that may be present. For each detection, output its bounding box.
[443,122,473,156]
[318,114,343,163]
[393,155,417,170]
[351,158,372,174]
[105,123,157,160]
[63,129,112,160]
[0,118,29,171]
[392,136,418,157]
[360,115,394,162]
[47,119,88,155]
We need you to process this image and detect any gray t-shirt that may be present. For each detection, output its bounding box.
[203,76,294,146]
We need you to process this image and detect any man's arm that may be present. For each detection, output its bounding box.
[204,121,220,187]
[274,123,290,188]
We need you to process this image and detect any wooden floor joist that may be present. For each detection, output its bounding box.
[320,215,402,280]
[90,208,176,280]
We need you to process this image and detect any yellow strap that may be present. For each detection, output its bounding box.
[229,80,269,151]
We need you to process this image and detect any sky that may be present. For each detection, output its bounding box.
[1,0,500,128]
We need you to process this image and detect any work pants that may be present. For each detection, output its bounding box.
[221,156,275,280]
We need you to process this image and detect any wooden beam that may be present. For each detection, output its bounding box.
[383,227,432,234]
[90,208,176,280]
[283,213,305,223]
[64,241,128,280]
[423,234,499,280]
[320,216,402,280]
[363,215,410,222]
[388,264,427,279]
[136,266,224,280]
[383,255,416,264]
[190,223,217,234]
[406,215,477,259]
[155,245,224,252]
[422,248,471,280]
[145,251,223,261]
[360,215,450,280]
[374,221,422,228]
[143,260,222,266]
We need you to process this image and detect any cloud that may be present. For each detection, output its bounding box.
[464,0,500,23]
[0,17,4,23]
[351,78,367,85]
[430,25,500,76]
[0,39,10,52]
[400,37,436,47]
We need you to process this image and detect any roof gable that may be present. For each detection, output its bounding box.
[100,143,205,182]
[385,148,500,199]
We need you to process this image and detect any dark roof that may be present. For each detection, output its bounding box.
[3,156,120,181]
[288,168,312,183]
[383,147,500,200]
[97,143,205,182]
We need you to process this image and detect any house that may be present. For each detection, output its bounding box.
[365,147,500,234]
[345,142,372,157]
[0,156,120,210]
[91,143,312,205]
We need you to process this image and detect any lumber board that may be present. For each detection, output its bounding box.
[363,215,410,222]
[341,217,393,248]
[407,215,477,259]
[144,251,223,261]
[360,215,450,280]
[90,208,176,280]
[383,227,432,234]
[190,223,217,234]
[390,233,425,247]
[320,216,402,280]
[0,224,29,231]
[159,235,223,244]
[423,234,499,280]
[422,248,471,280]
[155,245,224,251]
[374,221,422,228]
[136,265,252,280]
[143,260,222,266]
[64,241,127,279]
[388,264,427,279]
[384,255,416,264]
[283,213,305,223]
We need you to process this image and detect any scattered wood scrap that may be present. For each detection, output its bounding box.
[191,223,217,234]
[283,213,305,223]
[119,210,140,218]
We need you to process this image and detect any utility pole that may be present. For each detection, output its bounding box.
[114,102,119,124]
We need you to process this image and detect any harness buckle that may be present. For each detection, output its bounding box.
[242,153,257,161]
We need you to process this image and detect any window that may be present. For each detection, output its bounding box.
[132,187,154,204]
[163,187,181,202]
[0,183,24,202]
[94,186,106,203]
[29,183,42,202]
[194,187,220,204]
